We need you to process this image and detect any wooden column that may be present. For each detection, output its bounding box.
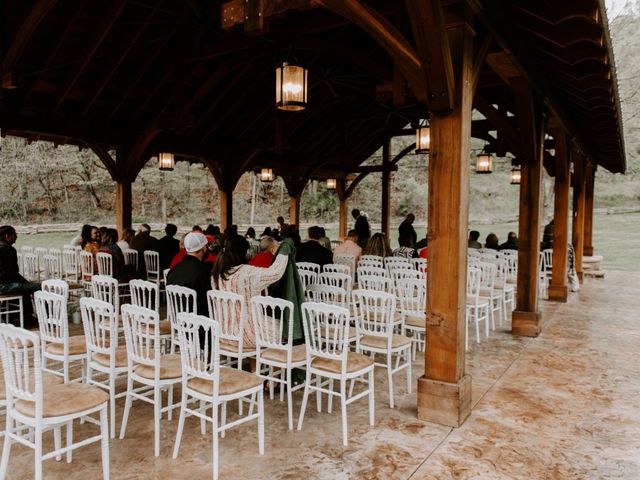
[219,189,233,231]
[572,152,586,283]
[381,139,392,239]
[548,129,570,302]
[418,20,473,428]
[116,179,132,234]
[337,179,348,241]
[583,162,595,256]
[511,78,545,337]
[289,193,301,227]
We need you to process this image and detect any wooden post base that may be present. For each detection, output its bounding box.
[548,284,568,302]
[584,246,593,256]
[578,271,584,283]
[417,375,471,427]
[512,310,541,337]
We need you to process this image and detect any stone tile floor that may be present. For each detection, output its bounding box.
[2,271,639,479]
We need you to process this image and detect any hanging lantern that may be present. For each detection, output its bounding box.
[158,152,174,171]
[415,122,430,153]
[275,62,308,111]
[510,166,521,185]
[260,168,274,182]
[326,178,337,189]
[476,152,493,173]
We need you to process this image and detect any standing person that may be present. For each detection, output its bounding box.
[0,225,41,327]
[129,224,159,277]
[158,224,180,271]
[296,226,333,267]
[398,213,417,247]
[334,230,362,265]
[276,216,288,233]
[468,231,482,249]
[352,209,371,249]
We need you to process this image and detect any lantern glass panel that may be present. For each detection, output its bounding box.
[416,126,430,153]
[476,153,493,173]
[276,63,307,111]
[158,152,174,171]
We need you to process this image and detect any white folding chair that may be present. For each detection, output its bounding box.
[252,296,305,430]
[297,302,374,446]
[119,304,182,457]
[0,325,109,480]
[172,313,264,480]
[165,285,197,354]
[323,264,350,276]
[352,289,411,409]
[396,279,426,360]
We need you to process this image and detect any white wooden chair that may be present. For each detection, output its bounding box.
[333,253,356,282]
[165,285,197,353]
[318,272,352,299]
[356,265,386,279]
[129,279,172,349]
[0,293,23,329]
[251,296,305,430]
[0,325,110,480]
[91,276,120,318]
[478,262,501,330]
[22,253,39,282]
[306,284,349,310]
[41,279,69,299]
[79,251,95,294]
[96,252,113,277]
[172,313,264,480]
[352,289,411,409]
[62,246,79,283]
[144,251,162,291]
[357,275,393,294]
[298,269,318,291]
[297,262,320,277]
[119,304,182,457]
[410,257,427,273]
[297,302,374,446]
[359,255,384,269]
[466,266,490,348]
[35,291,86,384]
[122,249,138,271]
[323,264,350,276]
[42,254,62,280]
[396,278,426,360]
[34,247,48,280]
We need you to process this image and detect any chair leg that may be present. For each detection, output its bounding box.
[119,376,134,439]
[154,386,161,457]
[34,426,43,480]
[258,390,264,455]
[268,366,274,400]
[109,375,116,438]
[474,307,480,343]
[1,415,13,479]
[238,360,244,416]
[340,378,348,447]
[286,368,293,430]
[315,375,322,413]
[387,353,395,409]
[212,399,219,480]
[66,421,72,463]
[100,407,110,480]
[297,373,311,431]
[327,379,334,414]
[172,389,188,459]
[406,348,412,394]
[54,427,62,461]
[368,370,375,426]
[168,386,174,421]
[200,401,206,435]
[221,402,227,438]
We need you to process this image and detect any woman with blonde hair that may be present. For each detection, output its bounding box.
[363,232,392,258]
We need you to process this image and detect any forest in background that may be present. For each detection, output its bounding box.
[0,4,637,230]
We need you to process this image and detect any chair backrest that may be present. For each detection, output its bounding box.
[21,246,34,255]
[323,263,350,275]
[357,274,393,294]
[391,268,424,287]
[251,296,294,350]
[120,304,161,371]
[501,252,518,281]
[297,262,320,276]
[396,278,426,319]
[330,240,342,251]
[163,268,170,287]
[306,284,348,309]
[91,275,120,312]
[166,285,197,330]
[42,279,69,299]
[333,253,356,280]
[411,257,427,273]
[298,269,318,291]
[79,250,94,280]
[144,251,160,283]
[357,265,387,279]
[0,325,42,409]
[359,255,384,268]
[42,254,62,279]
[123,248,138,270]
[478,262,497,290]
[81,297,117,358]
[22,253,38,281]
[302,302,350,363]
[34,247,48,274]
[385,257,411,277]
[318,272,352,297]
[207,289,246,347]
[129,279,160,314]
[351,289,395,339]
[467,266,481,298]
[34,290,68,345]
[62,246,79,280]
[175,313,218,389]
[542,248,553,272]
[96,252,113,277]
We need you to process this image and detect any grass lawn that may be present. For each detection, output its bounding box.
[13,212,640,271]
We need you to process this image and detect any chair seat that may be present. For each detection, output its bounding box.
[495,284,515,293]
[261,344,306,364]
[405,315,426,328]
[506,278,517,285]
[150,320,172,336]
[467,296,490,306]
[67,283,84,290]
[360,333,411,350]
[1,371,62,401]
[187,368,263,397]
[311,352,373,374]
[133,354,182,380]
[93,345,128,368]
[45,335,87,356]
[479,287,499,297]
[219,339,256,355]
[15,383,108,418]
[0,293,22,300]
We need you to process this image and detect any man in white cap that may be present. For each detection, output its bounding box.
[166,232,212,316]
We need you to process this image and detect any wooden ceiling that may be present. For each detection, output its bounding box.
[0,0,626,189]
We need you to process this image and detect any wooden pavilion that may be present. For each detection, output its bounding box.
[0,0,625,427]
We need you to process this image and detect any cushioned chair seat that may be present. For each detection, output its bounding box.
[405,315,426,328]
[93,345,128,368]
[261,344,306,363]
[311,352,373,374]
[0,371,63,401]
[187,368,263,396]
[45,335,87,356]
[467,296,489,305]
[15,383,108,418]
[360,333,411,350]
[133,354,182,379]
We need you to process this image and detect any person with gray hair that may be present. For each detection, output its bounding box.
[248,236,279,268]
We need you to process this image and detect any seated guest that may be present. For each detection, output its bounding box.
[117,227,135,250]
[485,233,499,250]
[296,226,333,267]
[98,228,135,282]
[261,226,272,238]
[419,237,428,259]
[158,223,180,270]
[129,224,159,277]
[392,235,418,258]
[363,233,392,258]
[318,227,332,250]
[333,230,362,264]
[0,225,41,327]
[82,225,101,255]
[468,230,482,249]
[498,232,519,251]
[170,234,217,269]
[71,224,91,247]
[249,236,279,268]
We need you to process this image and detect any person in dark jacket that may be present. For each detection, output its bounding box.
[398,213,418,247]
[129,224,159,277]
[498,232,519,251]
[296,226,333,267]
[352,209,371,249]
[158,224,180,271]
[0,225,41,326]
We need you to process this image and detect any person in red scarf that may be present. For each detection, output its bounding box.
[248,236,278,268]
[169,232,217,269]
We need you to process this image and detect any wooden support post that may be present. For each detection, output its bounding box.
[548,129,570,302]
[289,193,301,227]
[572,152,586,283]
[219,189,233,231]
[381,139,392,240]
[116,179,132,234]
[583,162,595,256]
[337,179,348,241]
[511,78,544,337]
[417,19,473,429]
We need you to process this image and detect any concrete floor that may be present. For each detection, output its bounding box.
[2,271,639,479]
